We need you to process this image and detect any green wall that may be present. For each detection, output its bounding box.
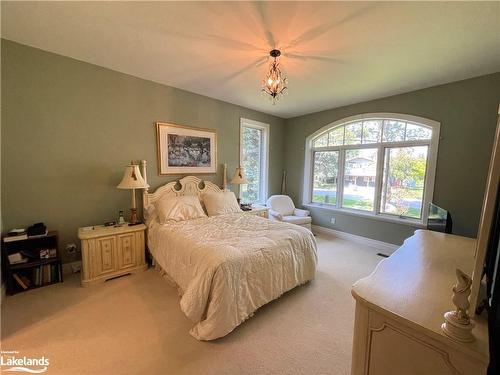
[2,39,499,258]
[1,40,286,262]
[286,73,500,244]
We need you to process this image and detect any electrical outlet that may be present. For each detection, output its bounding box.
[66,243,77,254]
[330,217,336,224]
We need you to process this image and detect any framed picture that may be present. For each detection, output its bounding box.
[156,122,217,175]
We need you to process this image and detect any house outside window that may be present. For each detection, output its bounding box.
[304,113,440,225]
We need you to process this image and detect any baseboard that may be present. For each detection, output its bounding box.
[312,225,399,254]
[62,261,82,275]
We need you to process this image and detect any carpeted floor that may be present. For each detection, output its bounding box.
[1,234,383,375]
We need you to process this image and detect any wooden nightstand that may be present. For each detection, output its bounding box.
[2,231,63,295]
[78,224,147,287]
[244,205,269,219]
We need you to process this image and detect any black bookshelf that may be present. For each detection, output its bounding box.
[2,231,63,295]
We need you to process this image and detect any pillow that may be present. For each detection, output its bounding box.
[203,191,242,216]
[144,204,157,224]
[154,195,207,224]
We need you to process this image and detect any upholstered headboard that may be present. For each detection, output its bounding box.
[140,160,222,212]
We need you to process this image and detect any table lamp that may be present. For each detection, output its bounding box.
[230,166,248,205]
[117,163,149,224]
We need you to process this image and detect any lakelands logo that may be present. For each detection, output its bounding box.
[1,351,50,373]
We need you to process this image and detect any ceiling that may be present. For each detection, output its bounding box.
[2,1,499,118]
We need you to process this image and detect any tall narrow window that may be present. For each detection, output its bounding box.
[380,146,428,219]
[304,114,440,224]
[240,119,269,204]
[312,151,339,205]
[342,148,378,211]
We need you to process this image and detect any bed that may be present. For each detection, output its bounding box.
[142,171,317,340]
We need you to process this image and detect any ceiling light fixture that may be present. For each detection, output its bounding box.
[261,49,288,104]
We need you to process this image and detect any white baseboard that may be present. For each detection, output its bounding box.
[62,261,82,275]
[312,225,399,254]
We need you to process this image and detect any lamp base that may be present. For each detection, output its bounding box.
[130,208,138,225]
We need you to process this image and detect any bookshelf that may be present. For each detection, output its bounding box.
[2,231,63,295]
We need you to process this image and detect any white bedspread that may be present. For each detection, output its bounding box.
[147,213,317,340]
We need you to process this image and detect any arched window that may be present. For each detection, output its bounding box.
[303,113,440,224]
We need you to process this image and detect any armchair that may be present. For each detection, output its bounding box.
[266,195,312,230]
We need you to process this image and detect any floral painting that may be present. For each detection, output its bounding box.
[157,122,217,175]
[167,134,211,167]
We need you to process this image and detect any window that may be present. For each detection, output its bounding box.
[342,148,378,211]
[240,118,269,204]
[305,114,440,224]
[381,146,429,219]
[312,151,339,205]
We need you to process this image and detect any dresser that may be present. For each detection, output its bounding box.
[78,224,147,287]
[351,230,489,375]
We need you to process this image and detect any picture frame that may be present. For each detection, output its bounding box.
[156,122,217,175]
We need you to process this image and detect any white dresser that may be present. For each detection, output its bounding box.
[351,230,489,375]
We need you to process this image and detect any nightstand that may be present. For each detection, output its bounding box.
[244,205,269,219]
[78,224,147,287]
[2,231,63,295]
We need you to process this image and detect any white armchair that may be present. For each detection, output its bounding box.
[266,195,312,230]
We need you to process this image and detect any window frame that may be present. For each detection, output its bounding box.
[303,113,440,226]
[240,118,270,204]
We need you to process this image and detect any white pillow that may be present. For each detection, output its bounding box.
[154,195,207,224]
[203,192,242,216]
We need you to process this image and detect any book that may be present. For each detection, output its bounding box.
[50,264,58,282]
[13,274,28,289]
[9,228,26,234]
[33,267,42,286]
[4,234,28,242]
[42,265,49,284]
[4,228,28,242]
[19,275,32,288]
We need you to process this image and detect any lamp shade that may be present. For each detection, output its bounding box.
[230,167,248,184]
[117,164,149,189]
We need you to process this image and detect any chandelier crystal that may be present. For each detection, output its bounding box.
[261,49,288,104]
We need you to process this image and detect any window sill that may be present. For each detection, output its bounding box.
[303,203,426,228]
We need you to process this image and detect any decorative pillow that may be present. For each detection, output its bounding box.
[154,195,207,224]
[203,191,242,216]
[144,204,157,224]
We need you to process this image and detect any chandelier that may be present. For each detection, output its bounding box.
[261,49,288,104]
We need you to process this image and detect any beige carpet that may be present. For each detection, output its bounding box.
[1,234,383,375]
